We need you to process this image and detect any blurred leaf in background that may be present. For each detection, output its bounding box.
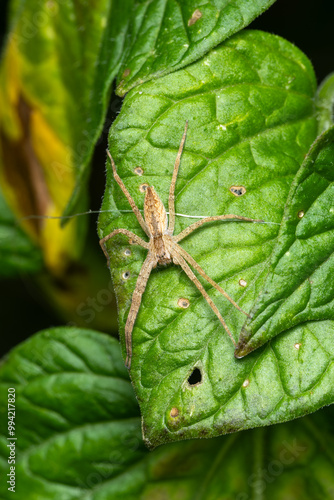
[0,185,42,275]
[0,0,115,271]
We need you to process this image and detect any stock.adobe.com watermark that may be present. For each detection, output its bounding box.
[236,438,307,499]
[9,0,64,48]
[76,280,115,324]
[6,388,16,493]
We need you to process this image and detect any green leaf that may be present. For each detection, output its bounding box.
[316,72,334,133]
[116,0,278,95]
[0,327,144,499]
[98,30,320,446]
[0,186,42,276]
[235,126,334,357]
[1,326,334,499]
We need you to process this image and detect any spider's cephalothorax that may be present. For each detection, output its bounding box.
[144,186,173,265]
[100,122,262,369]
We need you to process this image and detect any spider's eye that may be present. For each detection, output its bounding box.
[124,249,131,256]
[122,271,131,280]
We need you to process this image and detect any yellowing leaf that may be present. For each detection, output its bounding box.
[0,35,81,273]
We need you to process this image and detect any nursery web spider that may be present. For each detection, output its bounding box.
[100,122,262,368]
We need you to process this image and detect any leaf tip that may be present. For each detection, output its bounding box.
[234,334,252,359]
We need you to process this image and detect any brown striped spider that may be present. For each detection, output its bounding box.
[100,122,262,369]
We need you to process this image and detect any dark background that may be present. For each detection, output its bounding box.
[1,0,333,356]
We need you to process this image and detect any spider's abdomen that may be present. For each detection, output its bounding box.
[144,186,168,237]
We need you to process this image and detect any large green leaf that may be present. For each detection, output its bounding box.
[98,30,323,446]
[0,327,144,499]
[115,0,278,95]
[1,327,334,499]
[235,126,334,357]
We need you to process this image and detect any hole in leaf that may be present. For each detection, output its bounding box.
[134,166,143,176]
[230,185,246,197]
[188,367,202,386]
[139,183,149,193]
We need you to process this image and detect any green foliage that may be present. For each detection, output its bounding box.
[98,30,324,446]
[1,0,334,496]
[1,327,334,499]
[236,126,334,357]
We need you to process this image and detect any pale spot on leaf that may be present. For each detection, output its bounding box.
[230,185,246,197]
[134,167,143,176]
[188,9,202,26]
[178,297,190,308]
[170,407,179,418]
[139,183,149,193]
[122,68,131,78]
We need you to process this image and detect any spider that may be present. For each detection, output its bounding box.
[100,122,262,369]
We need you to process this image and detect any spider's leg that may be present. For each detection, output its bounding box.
[124,253,155,369]
[173,252,236,346]
[175,214,263,243]
[99,228,149,267]
[107,150,149,236]
[176,243,249,317]
[168,121,188,235]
